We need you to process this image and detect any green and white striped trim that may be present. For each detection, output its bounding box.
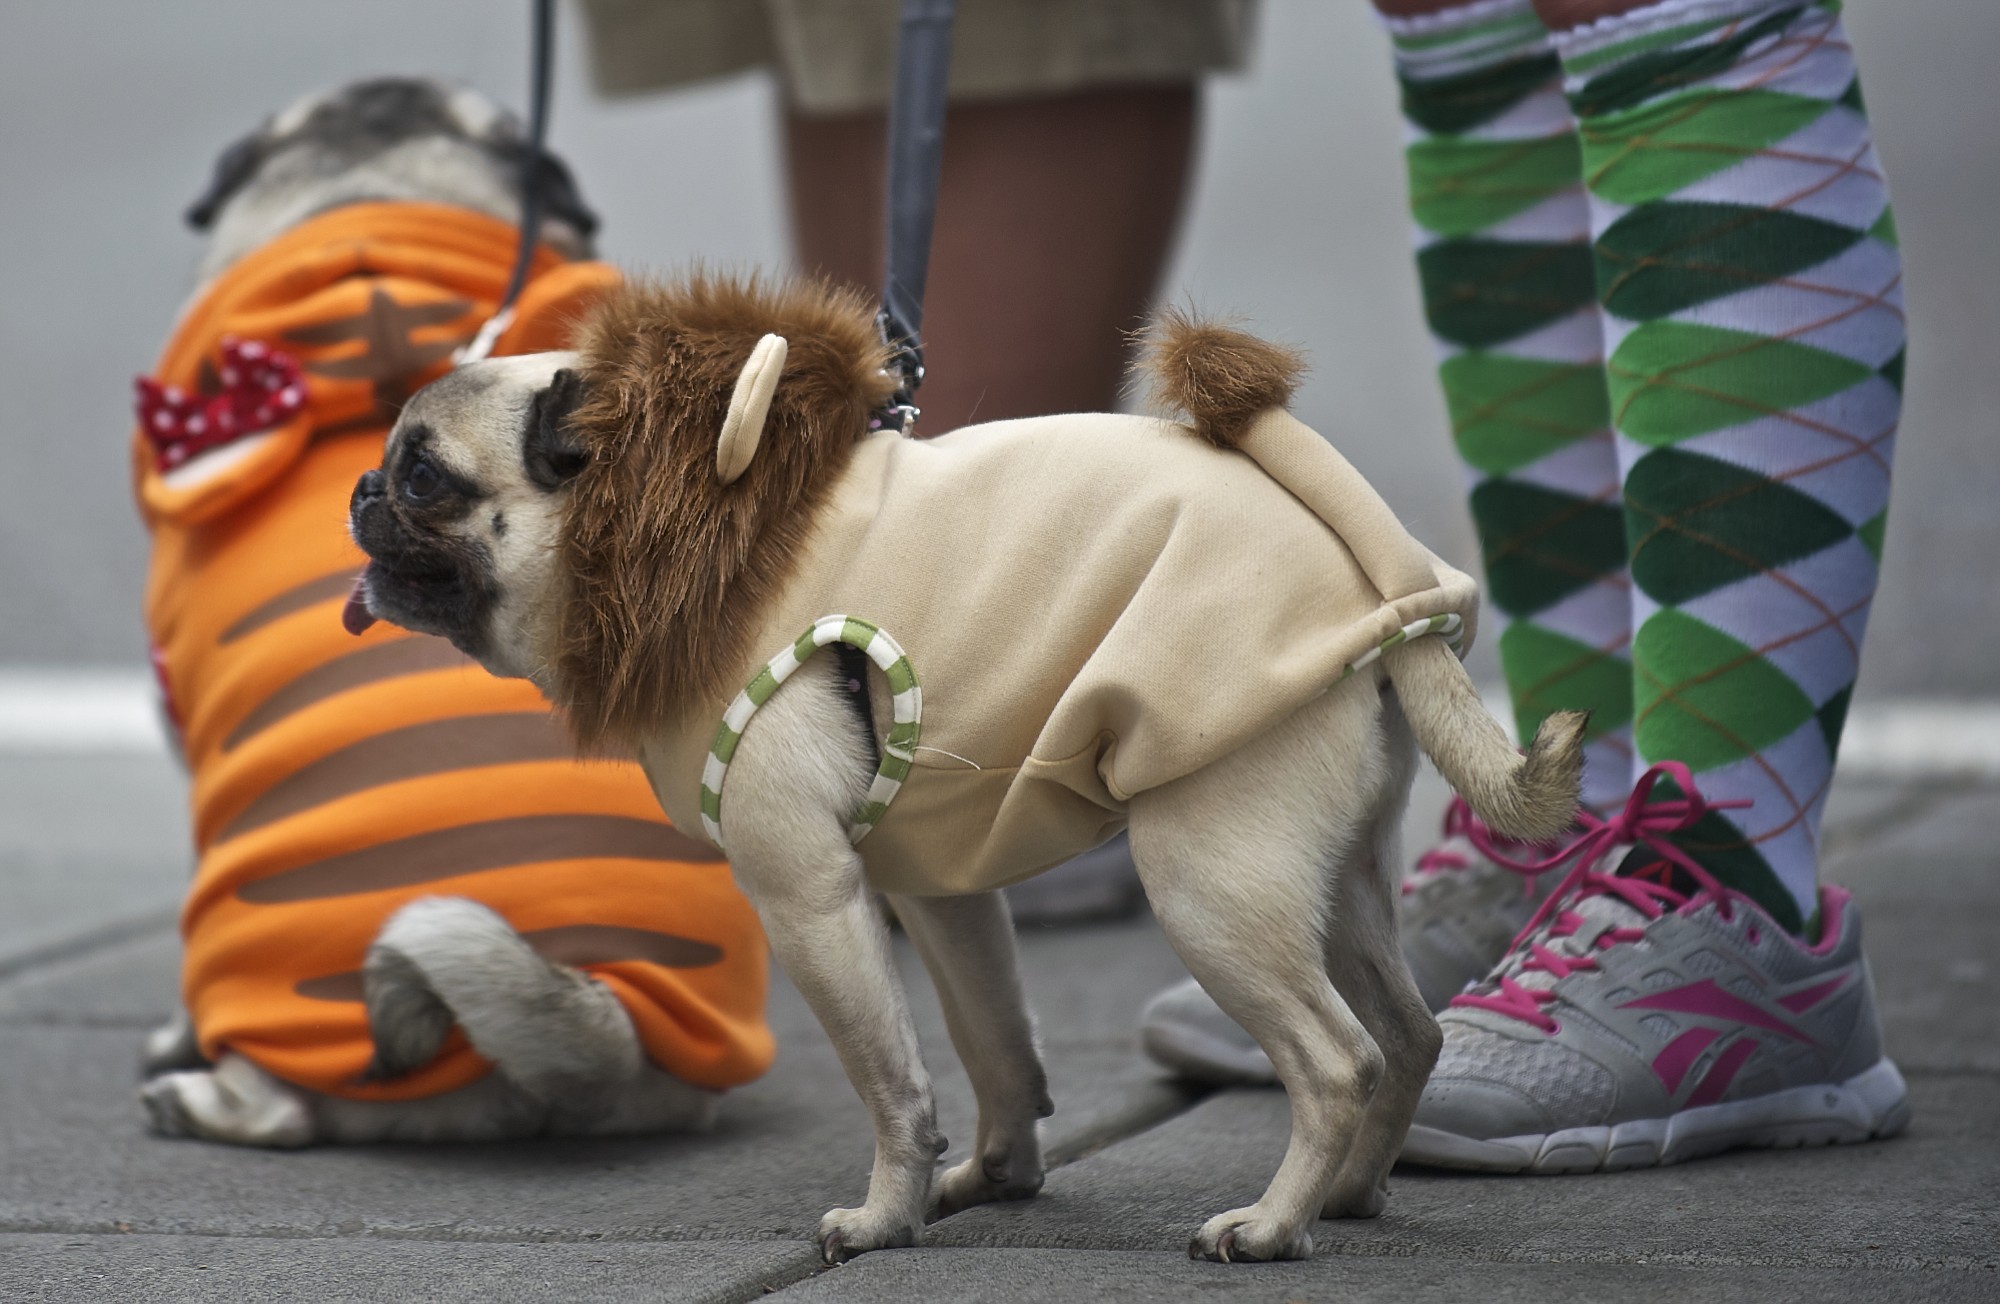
[1341,612,1467,679]
[700,615,921,850]
[700,610,1457,848]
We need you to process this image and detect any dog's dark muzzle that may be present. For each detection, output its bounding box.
[344,471,495,655]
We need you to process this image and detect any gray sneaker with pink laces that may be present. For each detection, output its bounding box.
[1399,797,1566,1012]
[1403,764,1911,1173]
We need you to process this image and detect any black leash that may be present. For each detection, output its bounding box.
[460,0,557,364]
[872,0,958,432]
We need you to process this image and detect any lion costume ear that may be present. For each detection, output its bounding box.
[716,333,789,485]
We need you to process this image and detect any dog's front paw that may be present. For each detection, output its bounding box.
[816,1205,923,1264]
[139,1063,313,1148]
[929,1151,1045,1220]
[139,1074,199,1138]
[1188,1205,1314,1263]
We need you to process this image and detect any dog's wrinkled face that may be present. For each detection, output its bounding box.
[190,75,598,280]
[346,352,587,683]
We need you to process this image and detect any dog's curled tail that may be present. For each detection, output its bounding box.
[361,897,641,1099]
[1384,637,1587,843]
[1140,306,1307,448]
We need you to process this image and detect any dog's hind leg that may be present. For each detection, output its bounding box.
[1319,691,1442,1220]
[1128,678,1388,1262]
[721,656,941,1264]
[890,892,1052,1218]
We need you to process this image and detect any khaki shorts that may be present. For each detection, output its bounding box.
[577,0,1259,114]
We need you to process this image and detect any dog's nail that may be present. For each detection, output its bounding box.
[932,1134,948,1156]
[820,1232,844,1266]
[1218,1230,1237,1263]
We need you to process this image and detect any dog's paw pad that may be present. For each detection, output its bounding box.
[816,1206,921,1263]
[929,1154,1045,1220]
[1189,1206,1313,1262]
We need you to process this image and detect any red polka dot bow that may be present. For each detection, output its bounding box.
[134,337,306,470]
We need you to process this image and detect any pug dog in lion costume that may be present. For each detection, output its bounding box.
[345,272,1586,1261]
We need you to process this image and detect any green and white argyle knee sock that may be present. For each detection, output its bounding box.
[1556,0,1904,932]
[1386,0,1634,812]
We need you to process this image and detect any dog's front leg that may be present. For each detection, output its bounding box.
[706,654,939,1262]
[141,1052,314,1147]
[890,892,1051,1218]
[733,840,939,1262]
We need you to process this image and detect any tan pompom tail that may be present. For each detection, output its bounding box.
[1138,305,1308,448]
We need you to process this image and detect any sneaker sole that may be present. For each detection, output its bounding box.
[1400,1058,1912,1174]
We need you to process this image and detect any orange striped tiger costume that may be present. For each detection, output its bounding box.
[135,202,773,1102]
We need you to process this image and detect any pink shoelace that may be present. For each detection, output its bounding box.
[1447,762,1753,1035]
[1403,796,1553,898]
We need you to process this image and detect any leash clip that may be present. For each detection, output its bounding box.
[870,400,921,434]
[873,306,926,433]
[454,305,517,367]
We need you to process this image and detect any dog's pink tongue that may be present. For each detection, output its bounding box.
[341,571,377,636]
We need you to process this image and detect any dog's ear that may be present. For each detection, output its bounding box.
[533,152,600,240]
[185,128,269,231]
[524,368,590,490]
[716,334,789,485]
[487,138,601,240]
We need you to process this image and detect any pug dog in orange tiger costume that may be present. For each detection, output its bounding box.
[134,78,772,1146]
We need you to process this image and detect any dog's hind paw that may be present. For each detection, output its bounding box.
[928,1151,1045,1220]
[1321,1178,1389,1220]
[816,1205,922,1264]
[1188,1205,1314,1262]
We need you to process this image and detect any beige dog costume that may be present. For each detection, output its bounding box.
[651,408,1478,895]
[557,281,1479,896]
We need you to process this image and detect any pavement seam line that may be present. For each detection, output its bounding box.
[4,1221,1990,1273]
[0,908,178,984]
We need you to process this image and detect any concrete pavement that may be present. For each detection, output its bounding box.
[1,758,1993,1302]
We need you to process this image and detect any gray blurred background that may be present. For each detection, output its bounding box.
[2,0,1994,697]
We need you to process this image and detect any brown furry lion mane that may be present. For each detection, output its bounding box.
[553,271,893,750]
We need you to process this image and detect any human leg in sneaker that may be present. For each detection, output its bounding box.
[1148,1,1910,1161]
[1388,0,1639,1009]
[1141,0,1627,1081]
[1387,0,1635,809]
[1407,0,1910,1168]
[1406,764,1909,1170]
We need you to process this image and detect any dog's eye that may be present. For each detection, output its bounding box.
[404,457,441,502]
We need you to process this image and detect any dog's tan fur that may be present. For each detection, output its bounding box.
[349,270,1584,1263]
[556,274,894,749]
